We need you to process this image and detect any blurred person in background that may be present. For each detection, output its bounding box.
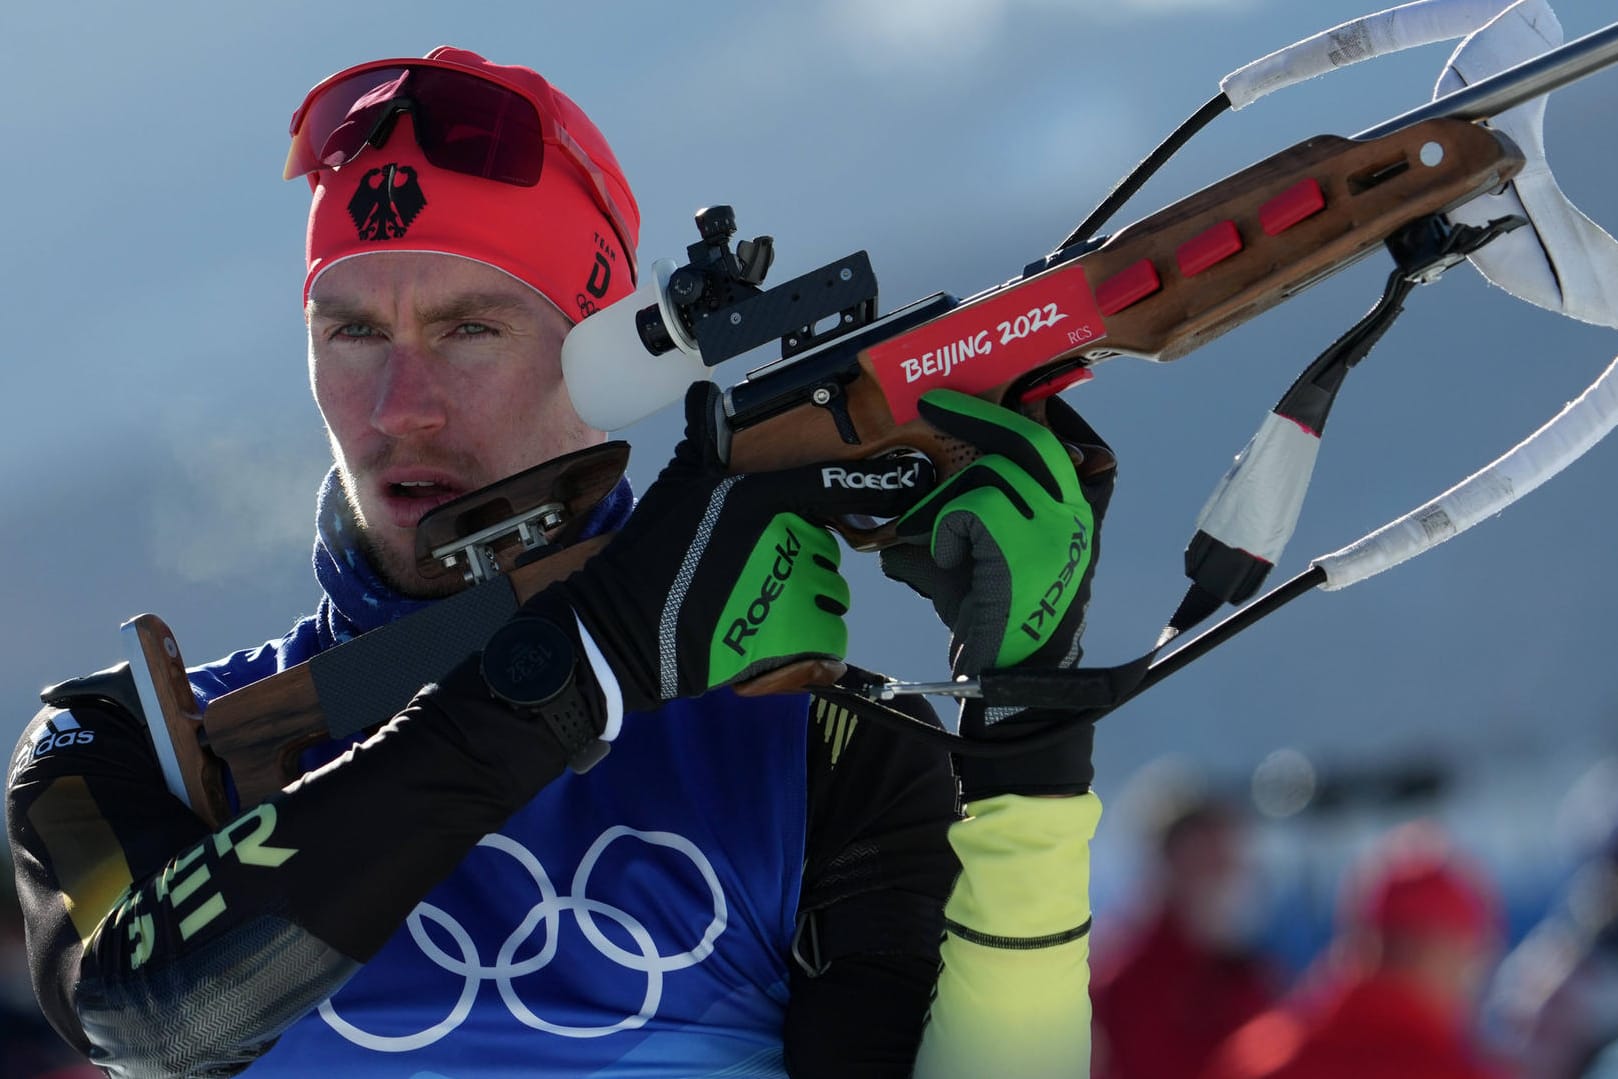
[1202,818,1512,1079]
[1090,784,1281,1079]
[1488,806,1618,1078]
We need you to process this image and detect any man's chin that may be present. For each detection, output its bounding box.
[371,542,464,600]
[333,477,456,599]
[354,523,461,600]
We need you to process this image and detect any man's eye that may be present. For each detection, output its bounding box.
[334,323,378,339]
[454,322,495,337]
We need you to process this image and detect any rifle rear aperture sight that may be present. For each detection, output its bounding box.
[628,204,879,368]
[632,205,782,359]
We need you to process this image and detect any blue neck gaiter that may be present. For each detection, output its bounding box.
[309,464,635,648]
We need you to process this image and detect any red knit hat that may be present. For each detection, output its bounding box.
[298,47,640,321]
[1340,821,1502,945]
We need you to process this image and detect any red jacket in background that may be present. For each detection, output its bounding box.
[1201,971,1513,1079]
[1091,908,1278,1079]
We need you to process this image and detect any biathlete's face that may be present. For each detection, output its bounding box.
[308,250,603,598]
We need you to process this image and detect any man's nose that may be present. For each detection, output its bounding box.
[371,344,448,438]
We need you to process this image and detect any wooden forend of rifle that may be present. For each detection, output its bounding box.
[1065,118,1524,361]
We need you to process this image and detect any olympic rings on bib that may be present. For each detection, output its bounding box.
[319,826,727,1049]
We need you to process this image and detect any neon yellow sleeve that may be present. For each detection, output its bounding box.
[913,792,1101,1079]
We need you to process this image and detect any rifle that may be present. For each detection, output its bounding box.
[106,3,1618,827]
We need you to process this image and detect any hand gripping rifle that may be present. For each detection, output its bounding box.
[90,1,1618,826]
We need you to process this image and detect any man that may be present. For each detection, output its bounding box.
[1202,820,1512,1079]
[1091,787,1279,1078]
[7,48,1110,1077]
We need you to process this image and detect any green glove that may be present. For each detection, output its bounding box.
[541,382,933,710]
[880,389,1114,799]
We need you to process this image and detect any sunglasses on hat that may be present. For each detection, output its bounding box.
[285,57,637,281]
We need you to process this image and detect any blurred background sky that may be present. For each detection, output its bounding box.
[4,0,1618,956]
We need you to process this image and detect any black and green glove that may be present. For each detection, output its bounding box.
[880,389,1115,800]
[532,382,933,715]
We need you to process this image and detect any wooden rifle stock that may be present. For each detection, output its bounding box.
[146,118,1521,827]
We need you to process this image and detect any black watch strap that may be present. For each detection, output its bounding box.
[481,612,610,773]
[537,686,611,773]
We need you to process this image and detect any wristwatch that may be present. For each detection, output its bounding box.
[480,613,610,773]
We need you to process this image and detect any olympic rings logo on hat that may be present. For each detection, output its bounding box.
[318,826,727,1050]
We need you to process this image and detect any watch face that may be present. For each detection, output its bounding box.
[481,614,576,707]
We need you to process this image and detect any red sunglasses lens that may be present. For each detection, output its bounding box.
[287,67,407,178]
[288,65,546,186]
[407,68,546,185]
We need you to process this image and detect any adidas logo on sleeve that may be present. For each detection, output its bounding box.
[10,713,97,784]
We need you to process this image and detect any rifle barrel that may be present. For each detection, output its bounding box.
[1357,19,1618,141]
